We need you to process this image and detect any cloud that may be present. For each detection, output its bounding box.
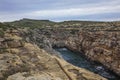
[0,0,120,22]
[30,5,120,17]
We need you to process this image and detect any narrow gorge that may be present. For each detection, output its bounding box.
[22,27,120,80]
[0,19,120,80]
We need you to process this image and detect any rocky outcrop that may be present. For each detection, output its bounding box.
[66,31,120,76]
[0,29,107,80]
[22,28,120,77]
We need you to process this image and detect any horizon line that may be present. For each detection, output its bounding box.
[1,18,120,23]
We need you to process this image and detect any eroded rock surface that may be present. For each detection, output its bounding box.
[0,29,107,80]
[23,28,120,77]
[66,31,120,76]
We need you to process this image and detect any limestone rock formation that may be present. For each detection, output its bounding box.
[0,29,107,80]
[21,27,120,77]
[66,31,120,76]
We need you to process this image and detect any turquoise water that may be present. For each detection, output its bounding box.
[55,48,120,80]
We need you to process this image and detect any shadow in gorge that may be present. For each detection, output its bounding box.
[54,47,120,80]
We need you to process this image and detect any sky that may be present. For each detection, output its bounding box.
[0,0,120,22]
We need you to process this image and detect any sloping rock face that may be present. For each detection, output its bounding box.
[0,29,107,80]
[23,28,120,77]
[66,31,120,76]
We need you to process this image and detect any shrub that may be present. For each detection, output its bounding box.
[0,30,4,37]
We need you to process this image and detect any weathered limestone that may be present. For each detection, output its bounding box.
[23,28,120,76]
[0,29,107,80]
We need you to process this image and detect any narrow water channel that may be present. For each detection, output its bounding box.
[54,48,120,80]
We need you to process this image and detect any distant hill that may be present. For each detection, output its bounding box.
[1,18,120,31]
[5,18,56,28]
